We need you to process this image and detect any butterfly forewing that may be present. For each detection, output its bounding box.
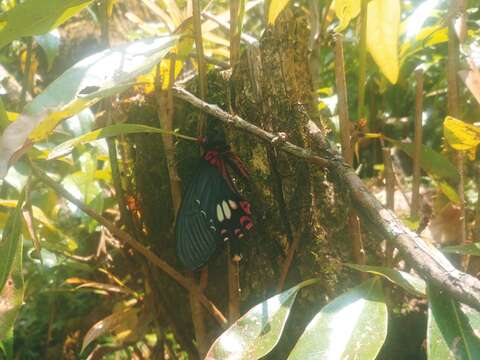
[175,159,253,270]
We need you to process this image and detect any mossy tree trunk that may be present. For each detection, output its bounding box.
[125,8,377,358]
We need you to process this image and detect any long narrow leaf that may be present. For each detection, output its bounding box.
[287,278,388,360]
[0,35,178,178]
[48,124,196,159]
[0,191,25,293]
[0,225,24,343]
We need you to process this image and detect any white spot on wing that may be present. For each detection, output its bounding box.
[222,201,232,219]
[228,200,238,209]
[216,204,224,222]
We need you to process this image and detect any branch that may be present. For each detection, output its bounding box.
[30,163,228,327]
[173,86,480,311]
[172,86,330,168]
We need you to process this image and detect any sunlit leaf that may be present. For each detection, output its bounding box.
[288,278,387,359]
[427,285,480,359]
[441,242,480,256]
[444,116,480,155]
[206,279,319,360]
[345,263,426,296]
[48,124,196,159]
[268,0,290,25]
[400,26,447,63]
[436,180,461,204]
[34,30,61,71]
[82,307,140,352]
[335,0,361,32]
[0,0,93,49]
[366,0,400,84]
[391,140,459,183]
[0,35,177,178]
[0,190,25,294]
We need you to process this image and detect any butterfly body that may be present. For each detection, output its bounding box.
[175,146,253,270]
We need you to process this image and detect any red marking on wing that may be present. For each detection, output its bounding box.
[240,216,253,230]
[239,201,251,215]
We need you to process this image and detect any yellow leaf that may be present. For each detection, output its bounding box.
[335,0,361,32]
[367,0,400,84]
[268,0,290,25]
[443,116,480,155]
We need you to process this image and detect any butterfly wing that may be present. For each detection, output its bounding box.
[176,161,253,270]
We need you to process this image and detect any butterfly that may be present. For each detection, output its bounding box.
[175,140,253,271]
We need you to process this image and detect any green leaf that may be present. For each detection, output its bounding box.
[0,217,24,344]
[268,0,290,25]
[206,279,319,360]
[34,30,61,71]
[0,190,25,294]
[366,0,400,84]
[48,124,196,159]
[0,0,93,49]
[345,263,426,296]
[427,285,480,360]
[335,0,361,32]
[288,278,387,359]
[391,140,460,183]
[0,35,178,178]
[441,242,480,256]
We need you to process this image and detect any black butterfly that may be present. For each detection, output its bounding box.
[175,140,253,271]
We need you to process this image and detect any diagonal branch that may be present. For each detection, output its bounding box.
[30,163,228,327]
[172,86,330,167]
[172,86,480,311]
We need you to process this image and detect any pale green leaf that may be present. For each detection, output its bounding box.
[0,0,93,49]
[366,0,400,84]
[206,279,319,360]
[391,140,460,183]
[288,278,387,360]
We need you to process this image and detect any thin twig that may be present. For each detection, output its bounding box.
[30,163,227,327]
[334,33,366,272]
[357,0,368,120]
[448,0,468,269]
[192,0,208,137]
[383,147,395,266]
[411,69,424,219]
